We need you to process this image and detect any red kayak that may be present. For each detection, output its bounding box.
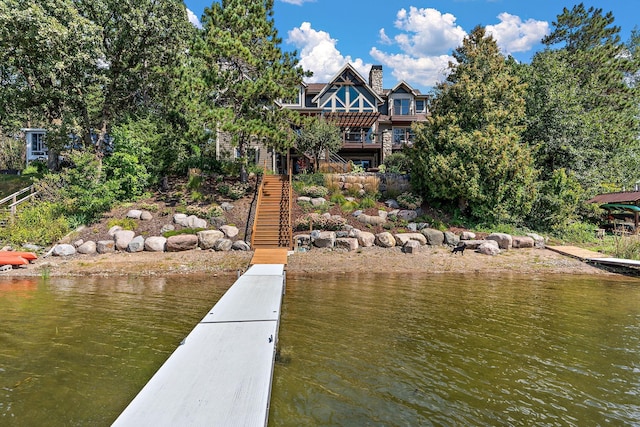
[0,251,37,261]
[0,255,29,265]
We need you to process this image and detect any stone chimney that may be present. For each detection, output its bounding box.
[369,65,383,95]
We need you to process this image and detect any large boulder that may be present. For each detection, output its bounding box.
[144,236,167,252]
[486,233,512,250]
[53,244,76,256]
[97,240,115,254]
[173,213,188,226]
[313,231,336,248]
[295,234,312,248]
[397,210,418,221]
[107,225,122,237]
[512,236,534,249]
[220,225,239,239]
[335,237,358,252]
[186,215,207,229]
[478,240,500,256]
[394,233,427,246]
[213,239,233,252]
[114,230,135,251]
[126,209,142,219]
[166,234,198,252]
[460,231,476,240]
[356,231,376,247]
[421,228,445,246]
[444,231,460,247]
[127,236,145,253]
[375,232,396,248]
[198,230,225,249]
[231,240,251,251]
[403,240,421,254]
[76,241,97,255]
[460,239,484,250]
[357,214,386,226]
[526,233,546,248]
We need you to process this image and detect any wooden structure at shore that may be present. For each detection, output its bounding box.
[113,262,287,426]
[547,245,640,269]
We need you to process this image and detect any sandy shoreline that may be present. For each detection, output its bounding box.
[0,246,618,278]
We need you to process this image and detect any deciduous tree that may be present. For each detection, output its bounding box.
[295,116,343,172]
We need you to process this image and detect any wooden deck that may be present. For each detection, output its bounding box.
[547,245,640,269]
[250,247,289,265]
[546,245,609,260]
[112,264,286,426]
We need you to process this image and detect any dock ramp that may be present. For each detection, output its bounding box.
[112,263,286,426]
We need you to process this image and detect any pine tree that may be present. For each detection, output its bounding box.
[199,0,307,181]
[528,3,640,191]
[408,26,537,224]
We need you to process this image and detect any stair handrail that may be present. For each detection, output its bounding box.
[287,163,293,249]
[0,185,37,217]
[250,174,266,248]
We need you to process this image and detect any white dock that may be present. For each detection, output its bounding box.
[112,263,286,427]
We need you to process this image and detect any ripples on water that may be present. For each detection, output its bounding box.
[0,273,639,426]
[0,275,234,426]
[270,273,640,426]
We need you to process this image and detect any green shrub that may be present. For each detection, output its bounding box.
[107,218,138,230]
[301,185,329,198]
[396,192,423,210]
[383,152,410,174]
[219,182,250,200]
[163,228,205,238]
[359,196,377,209]
[137,203,159,212]
[552,221,597,244]
[340,200,359,213]
[0,202,69,246]
[330,192,346,205]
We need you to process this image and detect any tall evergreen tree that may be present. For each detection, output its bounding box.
[408,26,537,224]
[526,3,640,191]
[199,0,307,181]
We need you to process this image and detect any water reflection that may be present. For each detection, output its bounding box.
[271,273,640,426]
[0,273,639,426]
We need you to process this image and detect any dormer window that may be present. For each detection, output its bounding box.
[415,100,425,113]
[393,98,410,115]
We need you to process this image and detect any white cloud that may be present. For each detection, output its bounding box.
[279,0,315,5]
[186,8,202,29]
[378,28,392,45]
[486,12,549,54]
[393,7,467,56]
[370,47,452,88]
[287,22,371,82]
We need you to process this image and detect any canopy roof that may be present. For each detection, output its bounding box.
[587,191,640,204]
[324,112,380,129]
[599,203,640,212]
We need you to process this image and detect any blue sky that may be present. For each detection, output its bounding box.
[184,1,640,93]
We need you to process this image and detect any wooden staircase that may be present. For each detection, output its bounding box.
[250,174,292,250]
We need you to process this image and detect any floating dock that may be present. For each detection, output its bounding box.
[547,245,640,270]
[112,263,286,426]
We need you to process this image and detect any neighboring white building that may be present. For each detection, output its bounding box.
[22,128,48,165]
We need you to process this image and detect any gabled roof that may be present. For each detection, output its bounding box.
[388,80,423,97]
[587,191,640,204]
[312,63,384,105]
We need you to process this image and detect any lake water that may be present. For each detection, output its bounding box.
[0,273,639,426]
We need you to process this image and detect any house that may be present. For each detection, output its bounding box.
[282,64,429,169]
[22,128,48,165]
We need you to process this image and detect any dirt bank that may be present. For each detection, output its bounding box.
[0,245,616,278]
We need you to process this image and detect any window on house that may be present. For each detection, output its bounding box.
[31,133,46,154]
[415,100,425,113]
[393,128,414,145]
[393,98,410,115]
